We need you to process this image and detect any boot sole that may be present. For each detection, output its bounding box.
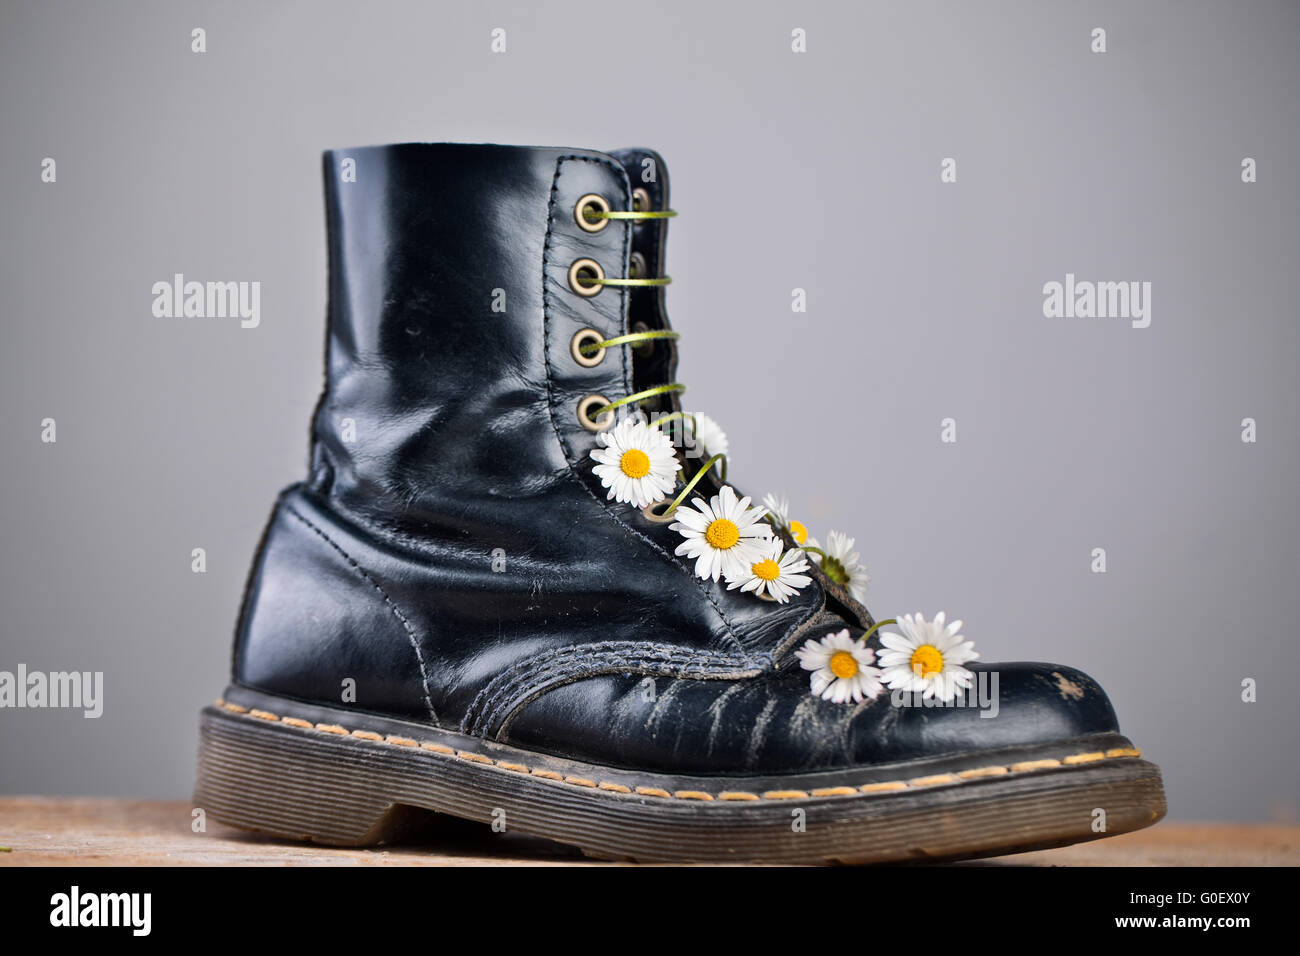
[195,686,1166,864]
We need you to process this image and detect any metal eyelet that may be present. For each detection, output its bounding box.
[576,394,614,432]
[641,500,678,524]
[629,251,647,279]
[570,328,606,368]
[568,258,604,297]
[575,194,610,233]
[632,187,652,216]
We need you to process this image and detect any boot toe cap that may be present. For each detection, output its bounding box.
[502,659,1122,775]
[846,661,1120,765]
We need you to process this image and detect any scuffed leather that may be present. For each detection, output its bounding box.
[232,142,1122,775]
[499,661,1118,774]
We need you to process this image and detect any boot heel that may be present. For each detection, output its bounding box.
[194,704,419,847]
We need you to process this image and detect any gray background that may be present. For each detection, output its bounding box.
[1,0,1297,822]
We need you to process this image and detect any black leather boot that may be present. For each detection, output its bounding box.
[195,142,1165,863]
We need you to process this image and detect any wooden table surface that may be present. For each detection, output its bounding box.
[1,797,1295,866]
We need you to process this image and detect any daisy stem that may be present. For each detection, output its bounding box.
[664,453,726,515]
[859,618,897,642]
[650,412,729,481]
[798,546,829,560]
[651,411,698,441]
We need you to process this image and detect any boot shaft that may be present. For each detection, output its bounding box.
[310,143,676,532]
[236,142,838,725]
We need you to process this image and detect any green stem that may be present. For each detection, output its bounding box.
[652,411,698,440]
[859,618,897,642]
[664,453,726,515]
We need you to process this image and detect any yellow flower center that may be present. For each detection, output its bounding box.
[910,645,944,678]
[704,518,740,550]
[619,448,651,479]
[830,651,859,679]
[751,558,781,581]
[789,519,808,545]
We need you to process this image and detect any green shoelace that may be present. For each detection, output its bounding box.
[574,205,725,516]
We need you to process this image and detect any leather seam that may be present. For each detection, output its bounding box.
[491,658,765,743]
[539,153,753,662]
[461,640,764,738]
[281,503,439,722]
[214,699,1142,803]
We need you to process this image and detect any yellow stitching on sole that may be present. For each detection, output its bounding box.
[957,765,1009,779]
[1011,759,1062,772]
[908,774,958,788]
[861,781,907,793]
[219,700,1143,803]
[1064,751,1106,765]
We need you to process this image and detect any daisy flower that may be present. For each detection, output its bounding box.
[877,612,979,703]
[590,419,678,509]
[795,629,883,703]
[727,538,812,603]
[685,412,729,472]
[763,492,790,526]
[807,530,869,603]
[670,485,771,582]
[762,492,810,545]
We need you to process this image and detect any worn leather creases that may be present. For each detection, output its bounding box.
[227,142,1127,776]
[462,639,768,739]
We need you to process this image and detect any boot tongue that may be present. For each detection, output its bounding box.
[607,148,870,639]
[608,147,668,202]
[606,148,678,402]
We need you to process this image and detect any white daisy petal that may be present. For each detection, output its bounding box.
[762,493,790,528]
[793,629,884,704]
[669,485,777,584]
[724,537,813,602]
[876,612,979,703]
[589,418,679,509]
[813,529,871,602]
[684,412,729,469]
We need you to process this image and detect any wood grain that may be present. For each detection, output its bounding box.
[1,797,1295,866]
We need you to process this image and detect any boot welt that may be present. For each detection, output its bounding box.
[195,686,1166,865]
